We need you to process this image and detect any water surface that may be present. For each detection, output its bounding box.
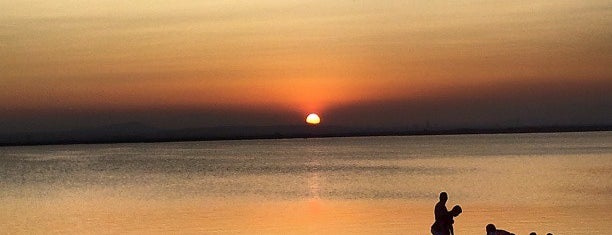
[1,132,611,234]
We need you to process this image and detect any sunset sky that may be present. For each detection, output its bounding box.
[1,0,611,133]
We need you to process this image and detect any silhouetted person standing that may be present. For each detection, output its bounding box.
[431,192,461,235]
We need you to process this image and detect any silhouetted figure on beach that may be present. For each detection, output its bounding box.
[486,224,514,235]
[447,205,462,234]
[431,192,462,235]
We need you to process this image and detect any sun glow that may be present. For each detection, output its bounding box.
[306,113,321,125]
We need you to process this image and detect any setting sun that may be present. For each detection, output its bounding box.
[306,113,321,125]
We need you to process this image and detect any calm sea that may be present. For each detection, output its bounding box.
[1,132,611,234]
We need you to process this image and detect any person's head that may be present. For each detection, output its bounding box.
[486,224,496,232]
[530,232,537,235]
[450,205,462,216]
[439,192,448,202]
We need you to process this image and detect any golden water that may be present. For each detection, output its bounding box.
[1,132,611,234]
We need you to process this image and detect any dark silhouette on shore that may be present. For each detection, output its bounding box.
[425,192,557,235]
[529,231,553,235]
[486,224,514,235]
[431,192,462,235]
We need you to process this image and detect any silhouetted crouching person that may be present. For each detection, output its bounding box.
[431,192,462,235]
[486,224,514,235]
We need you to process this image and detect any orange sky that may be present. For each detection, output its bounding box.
[1,0,611,117]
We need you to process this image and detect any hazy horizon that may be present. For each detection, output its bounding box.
[1,0,611,134]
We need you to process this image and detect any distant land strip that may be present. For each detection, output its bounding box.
[0,124,610,147]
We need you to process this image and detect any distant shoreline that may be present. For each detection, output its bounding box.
[1,125,610,147]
